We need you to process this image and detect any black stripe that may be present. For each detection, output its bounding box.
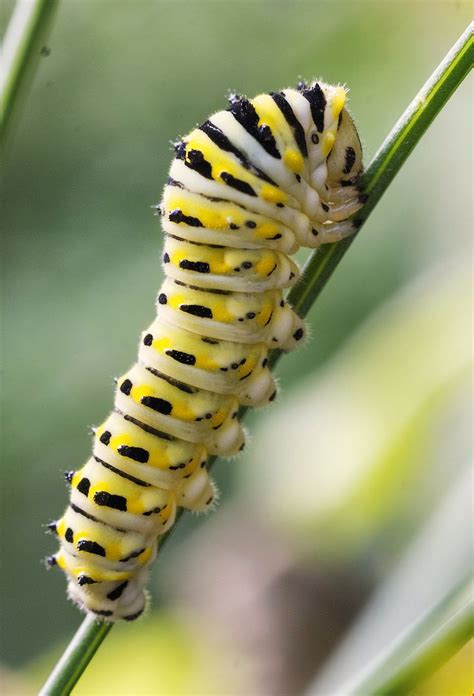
[228,97,280,159]
[145,366,196,394]
[180,304,213,319]
[77,539,106,557]
[270,92,307,157]
[107,581,128,601]
[200,120,276,185]
[140,395,173,416]
[120,547,146,563]
[184,148,213,179]
[169,209,203,227]
[70,502,127,533]
[173,279,230,295]
[94,455,150,487]
[220,172,256,197]
[94,490,128,512]
[165,349,196,366]
[302,83,326,132]
[120,411,176,441]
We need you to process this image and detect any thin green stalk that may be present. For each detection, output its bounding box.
[346,576,474,695]
[0,0,59,147]
[38,24,473,696]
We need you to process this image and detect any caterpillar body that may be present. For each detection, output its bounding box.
[47,81,364,621]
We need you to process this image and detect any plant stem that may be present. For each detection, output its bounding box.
[346,576,474,695]
[0,0,59,148]
[38,23,473,696]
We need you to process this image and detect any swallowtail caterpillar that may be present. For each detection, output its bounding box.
[47,80,364,621]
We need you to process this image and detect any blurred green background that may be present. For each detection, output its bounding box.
[1,1,472,694]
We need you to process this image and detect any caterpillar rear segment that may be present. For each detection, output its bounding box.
[48,80,363,621]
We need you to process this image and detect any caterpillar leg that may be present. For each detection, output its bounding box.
[312,219,359,246]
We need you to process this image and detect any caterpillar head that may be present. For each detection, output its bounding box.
[297,81,363,190]
[326,107,363,186]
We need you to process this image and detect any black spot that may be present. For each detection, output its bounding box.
[78,575,96,586]
[240,358,246,365]
[311,133,319,144]
[231,363,239,370]
[202,336,218,345]
[280,300,285,307]
[220,172,256,197]
[321,202,329,212]
[276,203,284,208]
[169,209,203,227]
[338,111,343,129]
[185,148,213,179]
[295,174,301,182]
[99,430,111,445]
[77,477,90,496]
[118,445,150,463]
[65,527,74,543]
[268,233,282,240]
[293,328,304,341]
[269,391,277,402]
[120,379,132,396]
[262,358,268,368]
[353,218,363,230]
[166,349,196,366]
[229,223,239,230]
[107,581,128,601]
[234,267,241,272]
[205,496,214,505]
[163,252,170,263]
[179,259,210,273]
[77,539,106,557]
[270,91,308,156]
[94,491,128,511]
[242,261,252,269]
[64,471,74,484]
[158,293,167,305]
[143,333,153,346]
[302,83,327,132]
[141,395,173,415]
[228,98,280,158]
[359,192,369,204]
[312,228,319,236]
[220,367,228,371]
[180,304,213,319]
[246,311,256,319]
[239,442,245,451]
[245,220,256,229]
[46,555,57,567]
[343,146,356,174]
[296,80,307,91]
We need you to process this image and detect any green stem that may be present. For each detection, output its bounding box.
[0,0,59,148]
[38,23,473,696]
[346,576,474,695]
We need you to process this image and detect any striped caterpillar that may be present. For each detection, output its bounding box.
[47,81,364,621]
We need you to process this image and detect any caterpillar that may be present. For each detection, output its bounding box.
[46,80,364,621]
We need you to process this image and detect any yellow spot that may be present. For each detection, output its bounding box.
[283,149,304,174]
[260,184,287,205]
[331,87,346,119]
[56,552,66,570]
[138,547,153,565]
[152,336,172,353]
[321,131,336,157]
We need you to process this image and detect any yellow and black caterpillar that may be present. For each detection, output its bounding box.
[47,81,364,621]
